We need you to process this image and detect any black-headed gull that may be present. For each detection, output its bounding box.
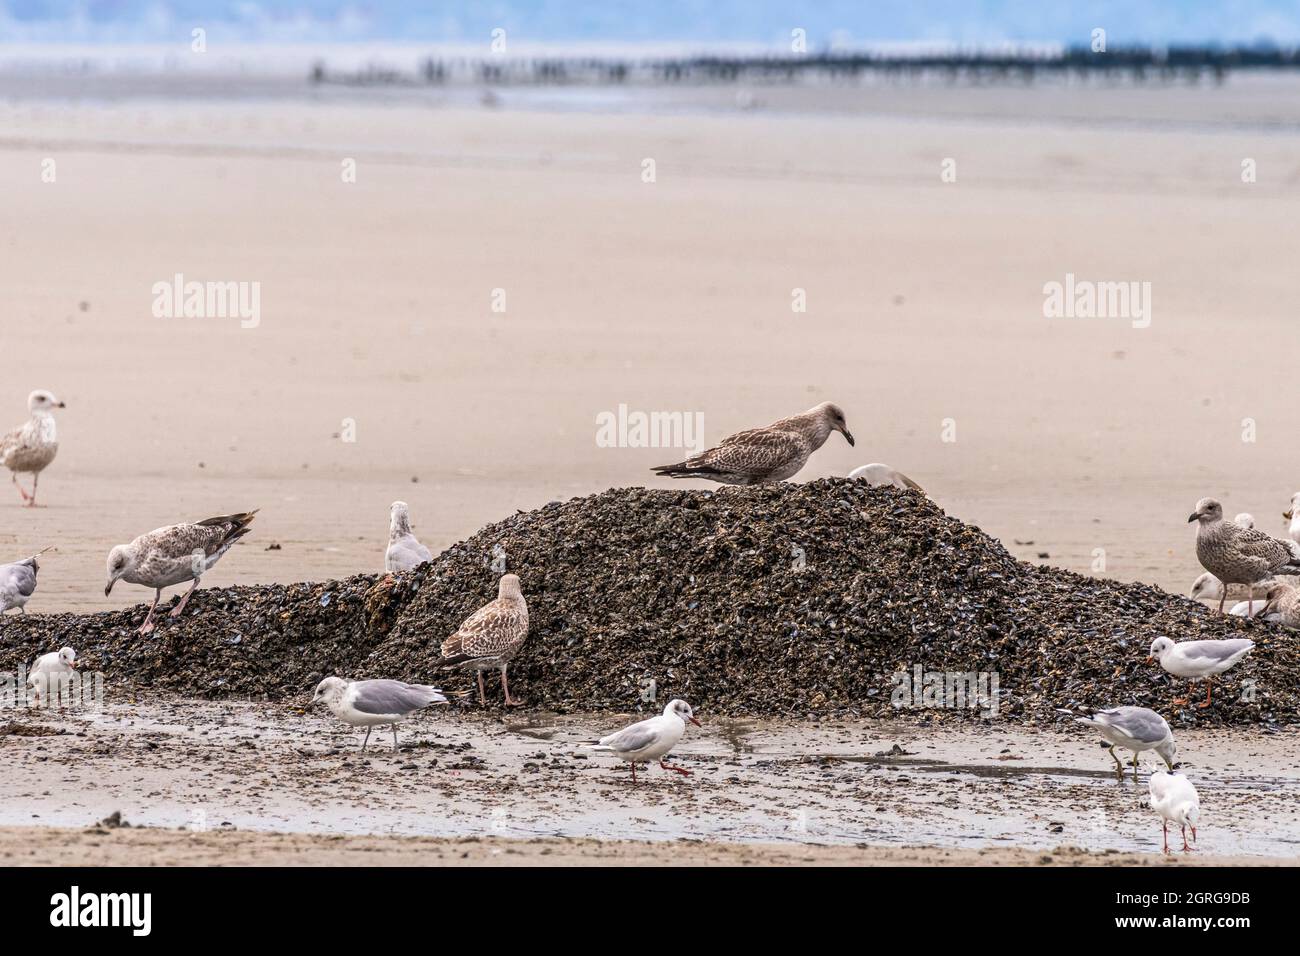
[27,646,76,706]
[311,676,447,751]
[1,390,65,507]
[385,501,432,573]
[1076,706,1177,781]
[1189,497,1300,614]
[1148,636,1254,708]
[592,699,700,783]
[440,573,529,706]
[105,511,257,634]
[1149,770,1199,854]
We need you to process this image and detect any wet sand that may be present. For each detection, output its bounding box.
[2,698,1296,864]
[4,78,1300,612]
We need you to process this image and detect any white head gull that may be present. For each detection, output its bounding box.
[1075,706,1177,781]
[1148,636,1254,708]
[1,390,65,507]
[848,463,925,495]
[1188,572,1273,604]
[1149,770,1199,854]
[592,699,700,783]
[311,677,448,751]
[385,501,432,573]
[27,646,76,706]
[105,511,257,634]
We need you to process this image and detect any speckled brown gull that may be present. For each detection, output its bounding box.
[652,402,853,485]
[1,390,65,507]
[311,676,447,751]
[1189,497,1300,614]
[1076,706,1176,781]
[105,511,257,635]
[1148,635,1254,708]
[385,501,432,573]
[440,573,529,706]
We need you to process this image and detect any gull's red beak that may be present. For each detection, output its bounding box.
[689,717,701,727]
[1146,656,1154,664]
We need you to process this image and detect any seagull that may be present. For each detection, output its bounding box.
[1227,600,1268,618]
[1148,636,1254,708]
[652,402,853,485]
[592,699,700,783]
[1189,497,1300,614]
[384,501,432,573]
[1188,572,1273,604]
[27,646,76,706]
[105,511,257,634]
[1149,770,1199,854]
[0,548,51,615]
[440,573,529,706]
[1262,582,1300,628]
[311,676,447,751]
[1075,706,1177,782]
[1,390,65,507]
[1233,513,1255,529]
[1282,492,1300,545]
[848,462,925,494]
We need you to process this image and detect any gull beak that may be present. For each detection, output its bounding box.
[689,717,701,727]
[56,401,66,409]
[841,428,855,447]
[1145,656,1155,664]
[1187,512,1200,523]
[1285,510,1293,521]
[104,582,113,596]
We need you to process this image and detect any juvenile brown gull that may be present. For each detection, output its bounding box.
[1149,770,1199,854]
[440,573,529,706]
[1,390,65,507]
[1148,635,1254,708]
[0,548,51,615]
[1262,582,1300,628]
[848,462,925,494]
[652,402,853,485]
[1189,497,1300,614]
[27,646,76,706]
[105,511,257,634]
[591,699,700,783]
[1075,706,1177,781]
[385,501,432,573]
[311,676,447,751]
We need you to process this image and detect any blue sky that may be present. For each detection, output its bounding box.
[2,1,1300,45]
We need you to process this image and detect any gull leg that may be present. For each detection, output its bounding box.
[1180,825,1194,852]
[391,724,399,752]
[1108,745,1125,778]
[1197,679,1213,709]
[361,727,372,751]
[631,762,637,784]
[12,473,31,503]
[477,671,486,705]
[26,472,39,508]
[1162,821,1169,855]
[659,759,692,776]
[501,666,523,707]
[1130,752,1139,783]
[170,577,201,618]
[138,589,161,635]
[1217,592,1226,614]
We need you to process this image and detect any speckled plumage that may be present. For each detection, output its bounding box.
[2,390,65,506]
[1190,498,1300,613]
[652,402,854,485]
[441,573,529,705]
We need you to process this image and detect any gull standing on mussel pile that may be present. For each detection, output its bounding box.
[1148,636,1254,708]
[0,548,52,615]
[1075,706,1177,782]
[441,573,529,706]
[384,501,432,572]
[1,390,65,507]
[1188,497,1300,614]
[592,699,701,783]
[105,511,258,634]
[1149,770,1199,854]
[311,677,447,751]
[651,402,853,485]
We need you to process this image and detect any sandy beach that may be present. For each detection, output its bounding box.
[5,75,1300,613]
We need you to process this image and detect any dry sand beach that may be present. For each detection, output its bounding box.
[4,68,1300,867]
